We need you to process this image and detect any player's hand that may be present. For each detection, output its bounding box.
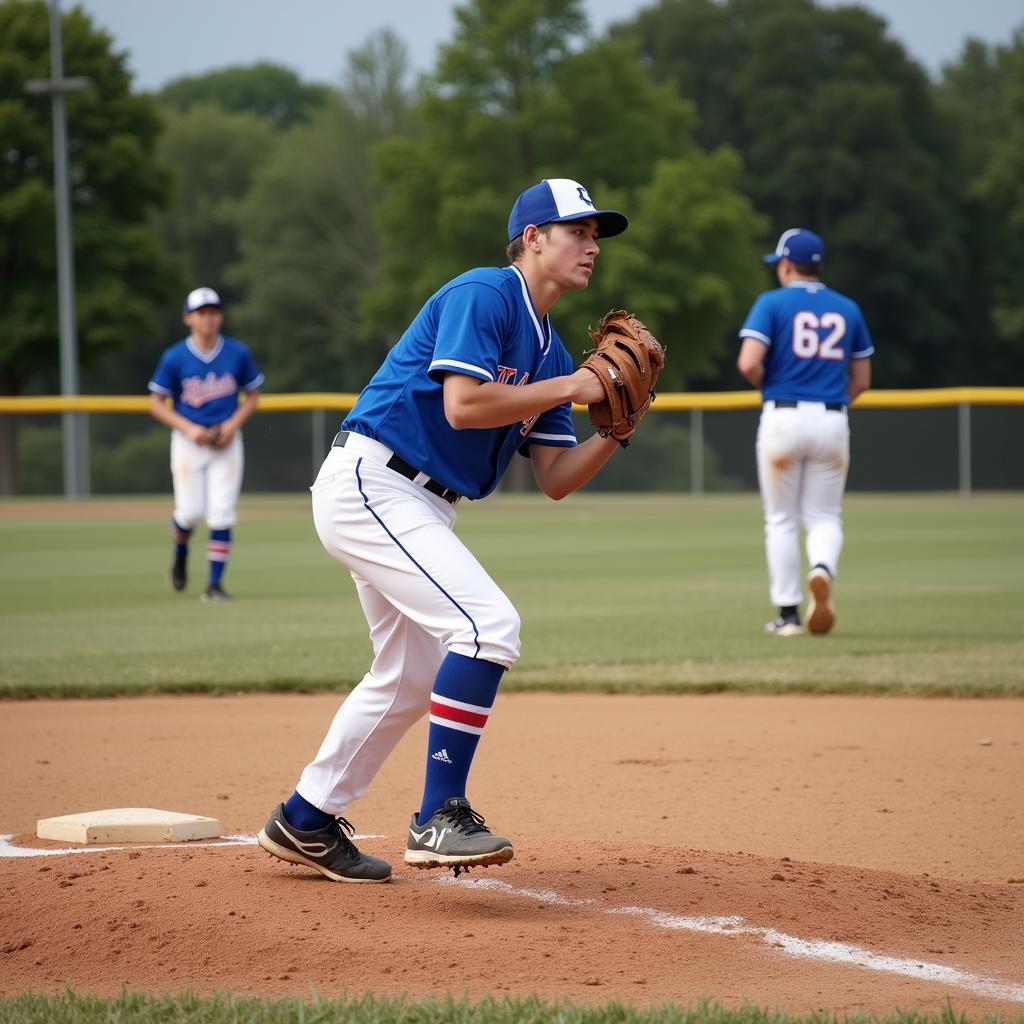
[567,367,606,406]
[187,423,211,445]
[213,422,235,448]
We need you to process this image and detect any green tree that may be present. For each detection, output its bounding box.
[367,0,764,386]
[229,31,418,393]
[622,0,966,387]
[0,0,180,491]
[154,103,277,304]
[939,30,1024,382]
[597,153,766,386]
[343,26,420,138]
[158,62,329,129]
[978,36,1024,364]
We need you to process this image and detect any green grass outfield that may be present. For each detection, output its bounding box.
[0,991,1015,1024]
[1,492,1022,699]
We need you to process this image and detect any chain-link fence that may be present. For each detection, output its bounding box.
[4,390,1022,496]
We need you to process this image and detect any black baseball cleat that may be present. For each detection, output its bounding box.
[169,557,187,592]
[257,804,391,883]
[404,797,514,874]
[763,612,802,637]
[201,583,231,602]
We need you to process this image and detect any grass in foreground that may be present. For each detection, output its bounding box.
[1,493,1022,698]
[0,991,1017,1024]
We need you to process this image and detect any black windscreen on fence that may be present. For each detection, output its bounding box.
[9,404,1023,495]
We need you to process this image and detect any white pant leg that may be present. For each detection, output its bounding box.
[802,409,849,578]
[170,430,208,530]
[297,574,445,814]
[756,407,806,608]
[311,446,521,667]
[298,445,521,812]
[206,433,244,530]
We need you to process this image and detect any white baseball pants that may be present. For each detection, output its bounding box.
[170,429,244,530]
[297,434,521,814]
[756,401,850,608]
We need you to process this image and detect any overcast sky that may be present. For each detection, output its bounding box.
[74,0,1023,90]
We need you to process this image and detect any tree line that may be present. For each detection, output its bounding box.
[1,0,1022,491]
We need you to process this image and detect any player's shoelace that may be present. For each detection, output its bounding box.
[331,815,360,854]
[439,803,491,836]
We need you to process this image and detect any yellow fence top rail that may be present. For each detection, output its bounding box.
[1,387,1022,415]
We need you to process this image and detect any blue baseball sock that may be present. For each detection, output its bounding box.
[171,517,191,561]
[282,791,334,831]
[208,528,231,587]
[417,653,505,826]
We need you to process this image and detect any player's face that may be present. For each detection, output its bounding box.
[538,219,600,291]
[184,306,223,342]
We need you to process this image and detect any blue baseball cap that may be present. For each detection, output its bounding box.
[183,286,222,312]
[508,178,628,241]
[763,228,825,266]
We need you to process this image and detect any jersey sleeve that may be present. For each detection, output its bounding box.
[238,344,265,390]
[849,305,875,359]
[428,282,509,384]
[738,292,776,346]
[148,349,179,396]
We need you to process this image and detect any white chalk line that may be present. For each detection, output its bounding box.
[5,833,1021,1004]
[437,875,1024,1005]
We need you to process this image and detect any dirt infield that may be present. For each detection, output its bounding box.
[2,693,1023,1016]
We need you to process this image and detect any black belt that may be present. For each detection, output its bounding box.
[332,431,462,504]
[773,400,846,412]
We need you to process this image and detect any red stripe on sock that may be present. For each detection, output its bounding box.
[429,700,488,730]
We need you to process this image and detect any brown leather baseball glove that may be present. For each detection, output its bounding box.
[579,310,665,447]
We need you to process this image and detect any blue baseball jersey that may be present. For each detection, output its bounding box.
[343,265,577,500]
[739,281,874,404]
[149,335,264,427]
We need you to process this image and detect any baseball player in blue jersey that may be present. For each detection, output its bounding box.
[258,178,631,882]
[737,229,874,636]
[148,287,264,601]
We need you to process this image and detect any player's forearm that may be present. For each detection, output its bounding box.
[532,433,619,500]
[224,391,259,429]
[739,364,764,388]
[444,377,576,430]
[148,395,192,433]
[737,339,766,388]
[848,360,871,403]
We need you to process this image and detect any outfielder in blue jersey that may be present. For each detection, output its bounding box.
[258,178,632,883]
[148,287,263,601]
[737,229,874,637]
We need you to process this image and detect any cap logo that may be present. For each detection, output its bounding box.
[577,186,594,208]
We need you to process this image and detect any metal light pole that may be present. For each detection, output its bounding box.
[25,0,91,498]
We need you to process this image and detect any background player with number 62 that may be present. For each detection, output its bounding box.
[737,229,874,637]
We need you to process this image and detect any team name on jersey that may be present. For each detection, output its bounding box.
[496,364,530,386]
[519,413,540,437]
[181,372,238,408]
[496,364,537,434]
